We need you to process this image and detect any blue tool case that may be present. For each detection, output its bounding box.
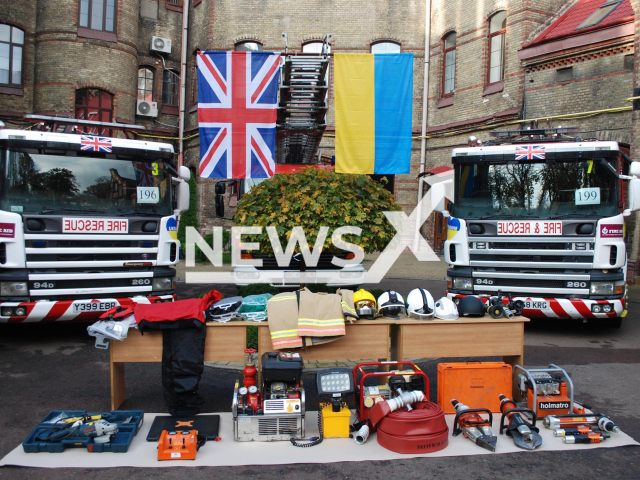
[22,410,144,453]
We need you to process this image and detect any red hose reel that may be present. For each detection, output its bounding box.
[354,361,448,454]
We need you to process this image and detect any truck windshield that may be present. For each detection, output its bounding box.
[452,159,619,219]
[0,149,173,216]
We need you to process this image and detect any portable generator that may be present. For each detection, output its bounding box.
[514,364,574,417]
[354,361,429,423]
[232,351,305,442]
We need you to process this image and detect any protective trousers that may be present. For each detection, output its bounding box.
[161,323,207,416]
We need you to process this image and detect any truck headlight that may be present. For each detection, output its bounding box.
[1,282,28,296]
[453,278,473,289]
[590,282,614,295]
[152,277,175,292]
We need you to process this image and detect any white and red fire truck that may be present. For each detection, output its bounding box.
[439,127,640,327]
[0,117,190,323]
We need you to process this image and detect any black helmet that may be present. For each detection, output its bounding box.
[457,296,485,317]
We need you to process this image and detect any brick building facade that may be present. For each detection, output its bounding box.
[1,0,639,273]
[0,0,185,137]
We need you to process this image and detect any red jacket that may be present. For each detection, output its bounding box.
[101,290,222,332]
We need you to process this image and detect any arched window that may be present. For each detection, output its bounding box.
[79,0,116,33]
[442,32,456,96]
[235,41,263,52]
[162,69,179,107]
[302,41,330,54]
[138,67,154,101]
[75,88,113,135]
[488,11,507,84]
[370,41,401,54]
[0,24,24,87]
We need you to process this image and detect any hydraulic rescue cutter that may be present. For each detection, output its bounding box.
[498,394,542,450]
[451,399,497,452]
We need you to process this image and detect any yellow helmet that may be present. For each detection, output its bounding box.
[354,289,376,319]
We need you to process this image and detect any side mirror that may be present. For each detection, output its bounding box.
[179,165,191,181]
[430,183,447,213]
[630,161,640,177]
[215,194,225,218]
[627,178,640,213]
[176,179,190,213]
[215,181,226,195]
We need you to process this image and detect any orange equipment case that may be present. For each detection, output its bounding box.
[437,362,512,414]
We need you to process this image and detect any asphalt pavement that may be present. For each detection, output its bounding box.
[1,264,640,478]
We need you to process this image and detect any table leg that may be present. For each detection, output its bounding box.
[503,354,524,368]
[110,360,125,410]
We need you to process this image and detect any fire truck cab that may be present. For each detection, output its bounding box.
[0,117,190,323]
[436,127,640,327]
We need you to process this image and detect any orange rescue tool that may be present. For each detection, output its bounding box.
[158,430,199,461]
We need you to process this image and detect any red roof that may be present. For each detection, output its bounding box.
[526,0,634,47]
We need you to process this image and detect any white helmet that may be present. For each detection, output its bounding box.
[377,290,406,319]
[434,297,459,320]
[406,288,435,320]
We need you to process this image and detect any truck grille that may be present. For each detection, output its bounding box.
[29,279,147,289]
[489,242,570,250]
[476,279,574,289]
[26,253,157,262]
[40,240,156,248]
[256,253,348,271]
[471,254,588,263]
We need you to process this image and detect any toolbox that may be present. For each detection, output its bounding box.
[437,362,512,414]
[22,410,144,453]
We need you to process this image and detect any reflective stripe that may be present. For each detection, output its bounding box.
[341,301,357,314]
[268,295,297,302]
[270,328,299,339]
[297,318,345,325]
[298,327,346,334]
[272,338,303,347]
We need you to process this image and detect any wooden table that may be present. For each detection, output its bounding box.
[390,316,529,366]
[109,317,528,409]
[109,321,250,410]
[256,319,392,365]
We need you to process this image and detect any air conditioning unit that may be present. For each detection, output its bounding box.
[151,36,172,53]
[137,100,158,117]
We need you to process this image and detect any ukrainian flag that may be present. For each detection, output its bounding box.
[334,53,413,174]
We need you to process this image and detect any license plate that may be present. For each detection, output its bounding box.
[73,301,117,313]
[523,301,548,309]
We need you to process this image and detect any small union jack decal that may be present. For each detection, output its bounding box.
[515,145,545,160]
[80,136,113,153]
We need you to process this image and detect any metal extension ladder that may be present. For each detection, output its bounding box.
[276,34,331,165]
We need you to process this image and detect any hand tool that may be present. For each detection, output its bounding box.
[544,414,621,433]
[45,419,119,444]
[553,425,600,437]
[563,432,610,444]
[451,399,497,452]
[498,394,542,450]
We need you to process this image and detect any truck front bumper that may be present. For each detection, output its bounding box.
[447,293,625,320]
[0,294,176,323]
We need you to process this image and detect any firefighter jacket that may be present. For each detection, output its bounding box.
[267,288,357,350]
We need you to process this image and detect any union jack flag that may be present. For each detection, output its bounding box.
[515,145,546,160]
[133,162,157,187]
[80,136,112,153]
[197,51,280,179]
